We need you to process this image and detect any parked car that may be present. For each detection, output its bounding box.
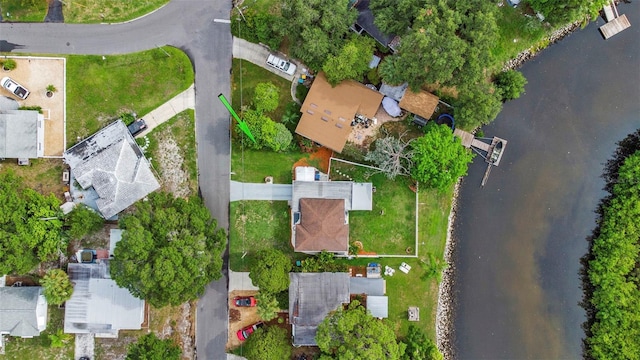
[236,322,264,341]
[234,296,257,307]
[1,77,30,99]
[127,119,147,136]
[266,54,297,76]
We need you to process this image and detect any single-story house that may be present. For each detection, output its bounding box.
[0,287,48,338]
[63,120,160,219]
[64,262,145,337]
[289,272,351,346]
[0,109,44,160]
[295,72,383,153]
[291,179,373,255]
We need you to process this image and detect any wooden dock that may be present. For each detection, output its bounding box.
[454,128,508,186]
[454,128,474,148]
[600,14,631,39]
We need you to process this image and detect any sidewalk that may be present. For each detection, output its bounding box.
[134,84,195,138]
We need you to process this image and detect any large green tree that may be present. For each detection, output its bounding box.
[370,0,422,36]
[126,333,181,360]
[316,300,406,359]
[253,82,279,113]
[402,325,443,360]
[0,171,64,275]
[110,192,226,307]
[41,269,74,306]
[248,249,292,294]
[411,123,474,191]
[66,204,104,239]
[281,0,358,70]
[255,291,280,321]
[323,35,376,86]
[494,70,528,102]
[528,0,609,24]
[243,326,292,360]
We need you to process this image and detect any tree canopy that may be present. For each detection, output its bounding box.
[248,249,292,294]
[66,204,104,239]
[0,171,64,275]
[402,325,443,360]
[253,82,279,113]
[126,333,181,360]
[316,300,406,359]
[110,192,226,307]
[243,326,292,360]
[256,291,280,321]
[323,35,376,86]
[528,0,609,24]
[41,269,74,306]
[281,0,358,70]
[494,70,528,102]
[411,123,474,191]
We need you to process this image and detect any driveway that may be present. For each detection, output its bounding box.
[230,181,292,201]
[1,1,232,358]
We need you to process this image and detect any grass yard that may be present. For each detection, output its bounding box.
[63,0,170,24]
[492,5,550,65]
[0,159,65,201]
[138,109,198,196]
[0,306,74,360]
[232,59,293,122]
[231,146,311,184]
[66,46,193,147]
[229,201,306,271]
[329,159,416,255]
[0,0,48,22]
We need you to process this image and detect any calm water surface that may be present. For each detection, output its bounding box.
[452,4,640,359]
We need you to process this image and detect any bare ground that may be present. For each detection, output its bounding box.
[153,134,191,198]
[226,290,260,351]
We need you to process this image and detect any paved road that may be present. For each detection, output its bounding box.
[1,1,231,359]
[230,181,292,201]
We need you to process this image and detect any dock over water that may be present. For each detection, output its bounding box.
[600,1,631,39]
[454,128,508,186]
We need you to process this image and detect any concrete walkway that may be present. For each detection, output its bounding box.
[230,181,292,201]
[134,84,195,138]
[228,270,259,292]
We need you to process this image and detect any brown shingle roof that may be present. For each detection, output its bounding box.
[399,90,439,120]
[295,198,348,252]
[295,72,383,153]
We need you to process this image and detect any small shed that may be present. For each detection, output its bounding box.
[399,90,440,121]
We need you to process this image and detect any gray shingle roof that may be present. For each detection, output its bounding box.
[289,273,350,346]
[0,110,43,159]
[64,262,145,336]
[349,277,385,296]
[63,120,159,219]
[0,287,47,337]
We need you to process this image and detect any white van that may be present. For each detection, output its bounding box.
[266,54,297,76]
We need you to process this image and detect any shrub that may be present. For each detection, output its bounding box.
[2,58,17,71]
[494,70,528,101]
[296,84,309,102]
[41,269,74,306]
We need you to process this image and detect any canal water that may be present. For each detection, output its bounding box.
[452,4,639,359]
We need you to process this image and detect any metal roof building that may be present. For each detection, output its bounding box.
[63,120,159,219]
[0,287,48,338]
[289,273,350,346]
[0,110,44,159]
[64,262,145,337]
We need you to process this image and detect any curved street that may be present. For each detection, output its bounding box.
[1,1,232,358]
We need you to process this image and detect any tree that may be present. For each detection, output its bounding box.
[253,82,279,113]
[411,123,474,192]
[528,0,608,24]
[242,109,268,149]
[126,333,181,360]
[66,204,104,239]
[262,121,293,152]
[402,325,443,360]
[494,70,528,101]
[110,192,226,307]
[420,252,448,283]
[370,0,422,36]
[0,171,64,275]
[41,269,74,305]
[453,82,503,129]
[365,134,414,179]
[48,329,73,348]
[281,0,358,70]
[316,300,406,359]
[248,249,292,294]
[244,326,292,360]
[256,291,280,321]
[323,36,376,86]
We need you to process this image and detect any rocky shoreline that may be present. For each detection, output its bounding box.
[435,19,584,359]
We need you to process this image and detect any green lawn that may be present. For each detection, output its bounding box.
[0,0,48,22]
[231,146,310,184]
[63,0,170,24]
[66,46,193,147]
[330,159,416,255]
[229,201,307,271]
[139,109,198,195]
[0,306,74,359]
[232,59,293,122]
[491,5,550,65]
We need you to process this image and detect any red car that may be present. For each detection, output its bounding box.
[236,322,264,341]
[233,296,257,307]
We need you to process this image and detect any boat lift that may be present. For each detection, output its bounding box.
[454,129,508,187]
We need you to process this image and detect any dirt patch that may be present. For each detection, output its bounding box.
[154,136,190,198]
[347,105,406,147]
[292,147,333,175]
[2,56,66,156]
[0,158,66,200]
[227,290,261,351]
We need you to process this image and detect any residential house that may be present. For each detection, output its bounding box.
[0,109,44,160]
[295,72,383,153]
[291,178,373,255]
[289,272,350,346]
[63,120,160,219]
[64,262,145,337]
[0,287,48,338]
